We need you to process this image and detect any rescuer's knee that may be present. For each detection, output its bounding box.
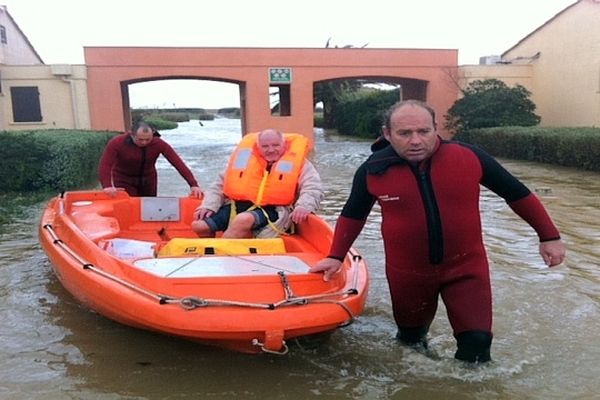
[454,330,492,363]
[396,325,429,348]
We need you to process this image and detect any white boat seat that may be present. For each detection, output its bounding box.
[134,254,309,277]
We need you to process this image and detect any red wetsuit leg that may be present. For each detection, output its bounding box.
[386,265,441,329]
[440,254,493,335]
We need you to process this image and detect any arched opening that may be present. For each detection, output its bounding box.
[123,78,244,132]
[313,76,428,134]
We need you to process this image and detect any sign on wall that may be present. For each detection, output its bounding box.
[269,67,292,84]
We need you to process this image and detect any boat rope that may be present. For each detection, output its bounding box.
[43,224,172,304]
[278,271,295,299]
[43,223,361,316]
[218,252,301,274]
[173,296,275,310]
[251,338,289,355]
[164,257,198,277]
[308,299,356,326]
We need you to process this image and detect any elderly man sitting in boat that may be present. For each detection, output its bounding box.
[192,129,324,238]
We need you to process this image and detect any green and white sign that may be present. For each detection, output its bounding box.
[269,67,292,83]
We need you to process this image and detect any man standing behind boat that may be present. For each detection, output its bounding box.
[192,129,323,238]
[98,121,202,198]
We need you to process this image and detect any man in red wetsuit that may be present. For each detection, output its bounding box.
[98,121,201,197]
[311,100,566,363]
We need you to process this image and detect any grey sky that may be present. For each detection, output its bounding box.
[2,0,576,108]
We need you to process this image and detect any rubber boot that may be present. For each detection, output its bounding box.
[454,331,492,363]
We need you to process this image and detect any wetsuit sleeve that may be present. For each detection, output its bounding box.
[471,145,560,242]
[471,144,531,202]
[508,194,561,242]
[340,163,377,218]
[98,137,118,188]
[328,163,376,260]
[329,216,368,260]
[161,142,199,187]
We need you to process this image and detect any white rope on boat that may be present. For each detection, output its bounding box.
[251,338,289,355]
[173,296,275,310]
[43,224,172,303]
[43,223,361,316]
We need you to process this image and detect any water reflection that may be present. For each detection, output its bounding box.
[1,119,599,399]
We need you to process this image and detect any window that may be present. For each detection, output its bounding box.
[269,84,291,117]
[11,86,42,122]
[0,25,6,44]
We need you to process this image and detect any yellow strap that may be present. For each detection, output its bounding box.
[228,199,260,225]
[229,199,284,234]
[254,169,269,206]
[229,199,238,223]
[257,207,291,236]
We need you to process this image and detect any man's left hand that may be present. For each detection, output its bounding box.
[290,206,310,224]
[540,239,566,267]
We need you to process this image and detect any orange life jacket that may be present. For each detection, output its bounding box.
[222,132,308,206]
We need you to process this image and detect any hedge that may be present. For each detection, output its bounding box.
[457,126,600,171]
[143,117,178,130]
[334,89,401,138]
[0,129,117,193]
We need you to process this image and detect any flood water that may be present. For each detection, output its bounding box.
[1,118,599,399]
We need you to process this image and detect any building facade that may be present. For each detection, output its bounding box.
[1,64,90,130]
[459,0,600,128]
[0,5,90,131]
[1,0,599,133]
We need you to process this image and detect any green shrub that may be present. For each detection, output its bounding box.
[198,113,215,121]
[446,79,540,134]
[314,114,325,128]
[148,112,189,122]
[457,126,600,171]
[132,108,200,124]
[217,107,241,118]
[133,108,196,123]
[144,117,178,130]
[334,89,400,138]
[0,129,116,192]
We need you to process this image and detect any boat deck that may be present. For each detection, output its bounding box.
[133,254,314,278]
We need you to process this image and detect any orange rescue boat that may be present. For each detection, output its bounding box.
[39,191,368,354]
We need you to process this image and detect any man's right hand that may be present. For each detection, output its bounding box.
[310,257,343,281]
[103,187,120,197]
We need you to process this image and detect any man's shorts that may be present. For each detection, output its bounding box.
[203,201,279,233]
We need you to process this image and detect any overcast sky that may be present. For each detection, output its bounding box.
[3,0,576,109]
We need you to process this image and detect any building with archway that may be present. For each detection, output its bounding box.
[84,46,458,142]
[2,1,598,135]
